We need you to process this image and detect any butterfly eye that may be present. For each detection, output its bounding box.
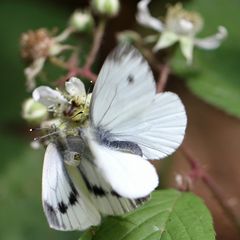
[74,153,81,161]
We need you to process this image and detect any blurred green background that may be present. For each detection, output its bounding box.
[1,0,240,239]
[0,0,80,239]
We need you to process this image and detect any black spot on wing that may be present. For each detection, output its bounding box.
[111,190,121,198]
[92,186,106,197]
[44,201,60,228]
[69,191,78,205]
[58,201,68,214]
[127,74,134,84]
[80,170,107,197]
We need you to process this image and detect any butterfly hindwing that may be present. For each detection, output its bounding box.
[83,132,159,199]
[42,143,101,231]
[66,136,150,216]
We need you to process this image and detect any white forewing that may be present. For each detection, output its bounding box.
[90,43,156,131]
[110,92,187,159]
[87,137,159,199]
[42,143,101,231]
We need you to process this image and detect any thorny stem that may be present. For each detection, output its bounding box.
[83,19,106,70]
[181,146,240,231]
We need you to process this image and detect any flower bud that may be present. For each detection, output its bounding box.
[69,10,94,32]
[22,98,48,124]
[91,0,120,17]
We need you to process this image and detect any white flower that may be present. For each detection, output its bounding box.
[136,0,228,64]
[32,77,91,123]
[20,28,74,91]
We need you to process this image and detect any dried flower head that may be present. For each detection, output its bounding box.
[20,28,74,91]
[20,28,53,62]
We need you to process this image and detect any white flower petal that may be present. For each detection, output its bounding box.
[32,86,67,107]
[153,31,179,51]
[194,26,228,49]
[136,0,164,32]
[179,36,194,65]
[65,77,86,97]
[86,93,92,106]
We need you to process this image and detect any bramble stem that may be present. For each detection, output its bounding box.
[51,19,106,85]
[181,146,240,231]
[156,64,170,92]
[84,19,106,71]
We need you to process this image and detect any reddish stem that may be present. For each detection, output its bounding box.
[83,19,106,71]
[52,19,106,86]
[156,64,170,93]
[181,146,240,231]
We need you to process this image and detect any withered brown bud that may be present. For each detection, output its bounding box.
[20,28,53,62]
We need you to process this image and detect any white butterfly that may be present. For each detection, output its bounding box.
[40,44,187,231]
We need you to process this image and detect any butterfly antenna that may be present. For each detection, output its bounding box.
[33,129,67,142]
[29,127,52,132]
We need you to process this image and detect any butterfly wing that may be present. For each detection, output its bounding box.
[79,159,148,215]
[42,143,101,231]
[110,92,187,159]
[84,133,159,199]
[90,43,186,160]
[90,43,156,131]
[66,136,149,216]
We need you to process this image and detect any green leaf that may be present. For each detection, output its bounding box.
[79,229,93,240]
[171,0,240,117]
[92,190,215,240]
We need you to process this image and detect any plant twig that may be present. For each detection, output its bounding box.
[157,64,170,93]
[83,19,106,71]
[51,19,107,86]
[181,145,240,231]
